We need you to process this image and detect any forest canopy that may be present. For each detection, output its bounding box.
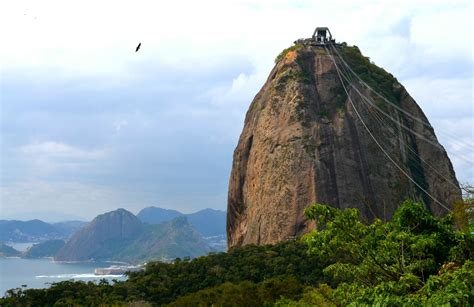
[2,200,472,306]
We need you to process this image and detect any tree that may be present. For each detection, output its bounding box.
[302,200,473,305]
[453,183,474,232]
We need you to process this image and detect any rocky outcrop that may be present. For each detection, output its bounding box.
[227,44,461,248]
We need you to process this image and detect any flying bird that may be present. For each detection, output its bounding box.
[135,42,141,52]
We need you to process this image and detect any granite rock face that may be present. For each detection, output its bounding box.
[227,44,461,248]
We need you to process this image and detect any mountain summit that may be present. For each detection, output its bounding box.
[54,208,212,262]
[227,31,461,248]
[55,208,143,261]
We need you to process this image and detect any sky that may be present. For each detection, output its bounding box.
[0,0,472,221]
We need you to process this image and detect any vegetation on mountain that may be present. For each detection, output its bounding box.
[55,209,144,262]
[51,221,87,237]
[2,201,472,305]
[0,243,21,257]
[454,183,474,232]
[0,219,87,243]
[0,220,61,242]
[23,240,65,259]
[274,44,302,63]
[338,44,399,104]
[137,207,182,225]
[137,207,226,237]
[54,209,211,263]
[167,276,303,306]
[185,209,226,237]
[114,217,211,263]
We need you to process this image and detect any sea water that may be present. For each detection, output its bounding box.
[0,258,127,297]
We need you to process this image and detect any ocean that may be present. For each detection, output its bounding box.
[0,257,127,297]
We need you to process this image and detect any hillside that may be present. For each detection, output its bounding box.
[23,240,65,258]
[55,209,144,262]
[137,207,226,237]
[51,221,87,238]
[186,209,226,237]
[0,220,61,242]
[54,209,211,263]
[0,243,21,257]
[115,217,211,263]
[0,219,87,243]
[136,207,182,224]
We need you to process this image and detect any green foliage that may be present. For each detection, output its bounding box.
[114,220,210,263]
[287,69,312,84]
[339,45,399,104]
[1,240,323,305]
[274,44,302,63]
[2,201,472,306]
[454,183,474,232]
[167,276,302,306]
[274,67,313,90]
[301,200,473,305]
[318,108,329,119]
[275,284,336,307]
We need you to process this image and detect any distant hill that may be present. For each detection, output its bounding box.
[136,207,226,237]
[137,207,182,225]
[115,216,211,263]
[0,220,61,242]
[55,209,143,262]
[186,209,226,237]
[55,209,211,263]
[0,242,21,257]
[23,240,65,258]
[52,221,87,238]
[0,219,87,243]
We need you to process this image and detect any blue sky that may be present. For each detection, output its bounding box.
[1,0,472,221]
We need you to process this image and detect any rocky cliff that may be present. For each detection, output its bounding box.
[227,43,461,248]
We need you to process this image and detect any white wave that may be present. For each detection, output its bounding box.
[35,273,123,279]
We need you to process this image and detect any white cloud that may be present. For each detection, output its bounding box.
[403,77,473,183]
[1,0,473,218]
[403,78,473,120]
[0,180,121,221]
[21,141,107,160]
[410,7,473,59]
[113,120,129,133]
[16,142,108,175]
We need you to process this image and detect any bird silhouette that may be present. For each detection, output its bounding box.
[135,43,141,52]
